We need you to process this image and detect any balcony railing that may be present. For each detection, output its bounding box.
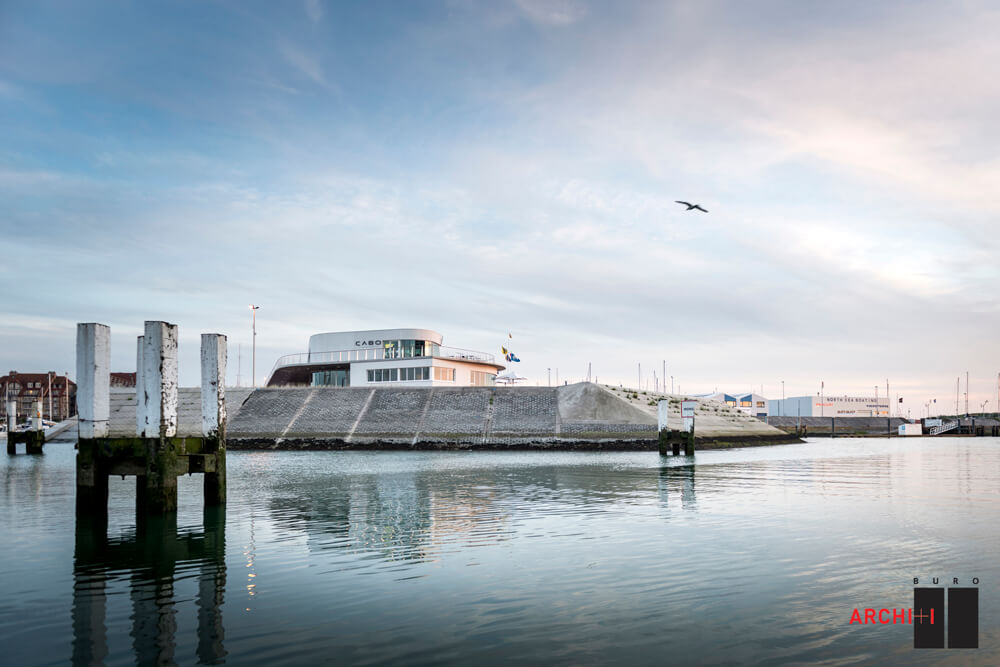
[267,346,497,383]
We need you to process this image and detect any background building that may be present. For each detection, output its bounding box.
[769,395,890,417]
[697,392,770,418]
[267,328,504,388]
[0,371,77,422]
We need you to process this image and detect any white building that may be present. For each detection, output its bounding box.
[768,395,890,417]
[696,392,770,418]
[266,328,504,388]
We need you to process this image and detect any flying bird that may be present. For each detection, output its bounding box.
[675,201,708,213]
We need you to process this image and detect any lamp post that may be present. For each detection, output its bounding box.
[249,304,260,387]
[982,400,989,418]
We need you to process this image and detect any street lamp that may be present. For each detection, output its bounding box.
[249,304,260,387]
[982,400,989,417]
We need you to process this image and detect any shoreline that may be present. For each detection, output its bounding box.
[227,433,804,452]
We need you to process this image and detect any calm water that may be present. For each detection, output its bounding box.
[1,438,997,665]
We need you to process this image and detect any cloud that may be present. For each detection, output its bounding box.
[277,39,325,85]
[514,0,586,25]
[304,0,324,23]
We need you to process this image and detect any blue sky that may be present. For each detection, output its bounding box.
[1,0,998,415]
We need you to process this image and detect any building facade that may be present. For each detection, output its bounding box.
[768,395,890,417]
[0,371,77,423]
[698,392,770,418]
[267,328,504,388]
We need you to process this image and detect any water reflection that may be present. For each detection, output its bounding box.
[72,508,227,665]
[658,464,696,510]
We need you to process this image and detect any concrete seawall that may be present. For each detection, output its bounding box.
[225,382,798,450]
[102,383,799,450]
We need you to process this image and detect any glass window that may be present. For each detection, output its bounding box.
[470,371,496,386]
[433,367,455,381]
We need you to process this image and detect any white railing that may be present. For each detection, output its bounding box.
[267,346,497,382]
[930,420,959,435]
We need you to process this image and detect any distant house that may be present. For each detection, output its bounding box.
[110,372,137,388]
[695,391,770,418]
[0,371,77,423]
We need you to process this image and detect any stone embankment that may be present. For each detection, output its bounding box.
[101,383,798,450]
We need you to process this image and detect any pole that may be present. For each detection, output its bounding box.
[249,305,259,387]
[547,368,551,387]
[671,376,674,394]
[662,361,666,395]
[956,376,959,416]
[47,372,52,422]
[637,363,641,392]
[820,381,824,418]
[965,371,969,415]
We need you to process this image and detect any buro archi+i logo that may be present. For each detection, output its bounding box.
[850,577,979,650]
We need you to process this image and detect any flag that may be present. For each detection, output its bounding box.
[510,354,520,362]
[933,399,937,403]
[898,397,903,403]
[508,332,512,338]
[501,346,508,355]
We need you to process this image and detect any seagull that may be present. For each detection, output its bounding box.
[675,201,708,213]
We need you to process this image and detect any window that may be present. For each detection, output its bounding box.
[740,400,752,407]
[433,367,455,381]
[365,367,428,383]
[756,401,765,408]
[399,367,430,381]
[312,370,349,387]
[470,371,495,386]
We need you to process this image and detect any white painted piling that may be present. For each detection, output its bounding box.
[657,400,669,431]
[141,321,178,438]
[6,400,15,433]
[32,400,43,431]
[200,334,227,438]
[76,323,111,438]
[135,335,144,436]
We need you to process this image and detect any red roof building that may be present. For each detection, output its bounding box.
[1,371,77,423]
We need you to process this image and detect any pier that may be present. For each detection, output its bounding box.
[6,398,45,454]
[75,321,227,516]
[657,400,695,455]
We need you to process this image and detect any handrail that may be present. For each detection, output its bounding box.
[267,345,497,382]
[929,420,959,435]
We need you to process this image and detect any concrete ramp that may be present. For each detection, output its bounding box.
[557,383,656,424]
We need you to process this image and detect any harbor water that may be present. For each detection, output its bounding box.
[1,438,997,665]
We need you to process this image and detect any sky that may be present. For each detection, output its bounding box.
[1,0,998,416]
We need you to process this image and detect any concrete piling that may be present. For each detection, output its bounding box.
[77,323,111,439]
[200,333,227,506]
[76,320,228,517]
[141,321,178,439]
[138,321,180,514]
[135,335,144,437]
[76,323,112,513]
